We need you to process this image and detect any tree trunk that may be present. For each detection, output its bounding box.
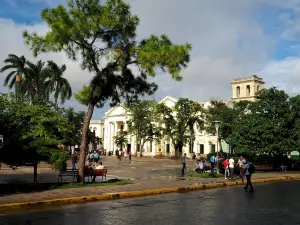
[218,138,224,158]
[54,97,58,109]
[33,163,37,184]
[78,103,95,183]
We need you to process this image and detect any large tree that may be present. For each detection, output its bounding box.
[155,98,203,158]
[45,61,72,107]
[22,60,49,104]
[23,0,191,182]
[204,100,251,155]
[0,54,27,102]
[125,100,161,156]
[0,94,72,183]
[231,88,291,162]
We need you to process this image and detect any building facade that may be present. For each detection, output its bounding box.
[89,75,264,157]
[231,75,265,101]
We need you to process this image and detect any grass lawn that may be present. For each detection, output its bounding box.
[57,180,130,189]
[187,173,223,178]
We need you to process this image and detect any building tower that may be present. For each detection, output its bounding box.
[231,75,265,101]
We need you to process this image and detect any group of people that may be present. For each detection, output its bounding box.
[115,149,132,163]
[182,153,254,192]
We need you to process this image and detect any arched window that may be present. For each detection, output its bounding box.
[236,86,240,97]
[246,85,250,96]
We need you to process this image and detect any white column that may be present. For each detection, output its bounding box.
[152,141,156,157]
[113,122,117,150]
[109,122,113,151]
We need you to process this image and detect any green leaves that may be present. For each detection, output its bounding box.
[155,98,203,157]
[113,130,128,149]
[0,95,74,167]
[229,87,298,156]
[125,100,160,147]
[23,0,192,109]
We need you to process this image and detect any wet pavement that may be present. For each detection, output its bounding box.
[0,181,299,225]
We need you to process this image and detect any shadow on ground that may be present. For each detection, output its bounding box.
[0,179,122,197]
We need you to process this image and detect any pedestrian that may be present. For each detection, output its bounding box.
[244,160,254,192]
[128,151,132,164]
[115,149,120,161]
[181,153,187,176]
[94,151,100,164]
[210,155,215,173]
[229,156,235,180]
[194,160,201,173]
[222,158,230,180]
[71,153,77,170]
[237,156,246,183]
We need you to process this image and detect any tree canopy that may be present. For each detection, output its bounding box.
[125,100,161,156]
[23,0,192,182]
[155,98,203,158]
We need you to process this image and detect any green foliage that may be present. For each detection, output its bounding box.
[61,107,85,146]
[230,88,294,157]
[187,173,223,178]
[23,0,191,108]
[126,100,161,151]
[74,85,91,106]
[50,150,69,169]
[57,180,129,189]
[0,94,73,168]
[155,98,203,157]
[1,54,72,106]
[113,130,128,150]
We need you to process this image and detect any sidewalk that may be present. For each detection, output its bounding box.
[0,172,299,206]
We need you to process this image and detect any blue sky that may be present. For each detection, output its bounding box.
[1,0,300,119]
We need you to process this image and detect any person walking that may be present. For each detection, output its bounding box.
[244,160,254,192]
[210,155,215,173]
[71,153,78,170]
[181,153,187,176]
[237,156,246,181]
[222,158,230,180]
[128,151,132,164]
[229,156,235,180]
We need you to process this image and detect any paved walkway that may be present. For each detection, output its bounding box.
[0,172,299,204]
[1,157,300,205]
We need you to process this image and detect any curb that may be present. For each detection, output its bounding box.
[0,175,299,210]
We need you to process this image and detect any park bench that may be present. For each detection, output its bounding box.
[58,169,79,183]
[86,169,108,182]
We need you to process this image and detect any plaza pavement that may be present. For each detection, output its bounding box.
[0,156,299,205]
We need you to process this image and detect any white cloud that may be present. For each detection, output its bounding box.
[2,0,300,119]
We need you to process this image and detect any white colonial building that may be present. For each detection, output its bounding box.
[89,75,267,157]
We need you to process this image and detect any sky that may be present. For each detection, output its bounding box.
[2,0,300,119]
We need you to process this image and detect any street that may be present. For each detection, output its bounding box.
[0,181,299,225]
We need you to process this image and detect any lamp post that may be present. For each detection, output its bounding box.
[213,121,221,174]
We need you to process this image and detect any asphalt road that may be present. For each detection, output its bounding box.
[0,181,300,225]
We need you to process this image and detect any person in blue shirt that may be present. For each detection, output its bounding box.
[244,161,254,192]
[181,153,187,176]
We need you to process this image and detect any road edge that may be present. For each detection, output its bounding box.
[0,175,299,210]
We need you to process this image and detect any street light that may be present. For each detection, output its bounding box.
[213,120,221,174]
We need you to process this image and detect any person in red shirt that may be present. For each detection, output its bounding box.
[222,158,230,180]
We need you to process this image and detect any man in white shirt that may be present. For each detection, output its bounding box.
[95,161,104,169]
[229,156,235,180]
[237,156,246,183]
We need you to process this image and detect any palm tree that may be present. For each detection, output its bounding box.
[113,131,128,150]
[45,61,72,107]
[0,54,26,101]
[22,60,49,104]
